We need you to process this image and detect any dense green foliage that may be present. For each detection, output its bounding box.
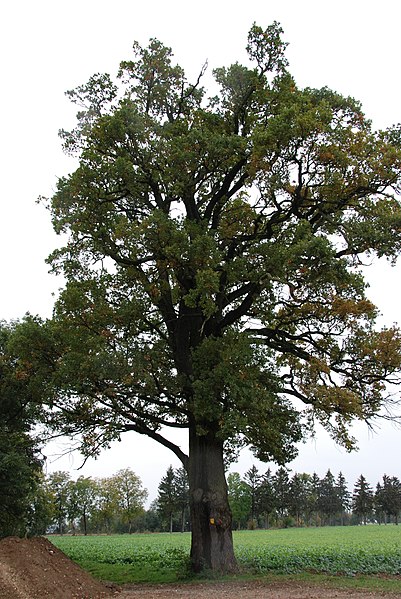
[228,472,253,527]
[44,468,147,534]
[0,321,46,537]
[21,21,401,467]
[49,526,401,582]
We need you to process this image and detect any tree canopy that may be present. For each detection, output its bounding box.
[17,22,401,571]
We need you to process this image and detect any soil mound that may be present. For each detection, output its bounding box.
[0,536,118,598]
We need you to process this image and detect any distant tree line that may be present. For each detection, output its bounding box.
[35,468,149,535]
[35,465,401,536]
[5,465,190,536]
[227,467,401,529]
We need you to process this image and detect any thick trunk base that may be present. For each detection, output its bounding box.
[188,429,238,574]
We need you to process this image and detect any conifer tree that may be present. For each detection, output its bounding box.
[336,471,351,525]
[256,468,276,528]
[352,474,374,525]
[318,470,341,525]
[157,466,177,533]
[244,465,262,524]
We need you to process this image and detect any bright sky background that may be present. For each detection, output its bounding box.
[1,0,401,504]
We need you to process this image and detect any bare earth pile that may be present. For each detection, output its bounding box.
[0,536,116,598]
[0,537,400,599]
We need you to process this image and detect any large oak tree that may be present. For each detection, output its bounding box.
[21,23,401,571]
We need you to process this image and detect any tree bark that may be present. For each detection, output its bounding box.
[181,507,185,533]
[187,426,238,573]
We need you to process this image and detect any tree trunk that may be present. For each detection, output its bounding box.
[181,507,185,533]
[188,427,237,574]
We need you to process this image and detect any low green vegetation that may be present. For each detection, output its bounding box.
[50,533,190,583]
[234,527,401,575]
[49,525,401,585]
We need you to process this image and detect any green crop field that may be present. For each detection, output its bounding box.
[49,526,401,584]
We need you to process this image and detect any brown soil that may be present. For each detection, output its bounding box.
[0,536,401,599]
[0,536,117,598]
[120,581,401,598]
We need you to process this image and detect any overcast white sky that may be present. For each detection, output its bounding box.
[1,0,401,503]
